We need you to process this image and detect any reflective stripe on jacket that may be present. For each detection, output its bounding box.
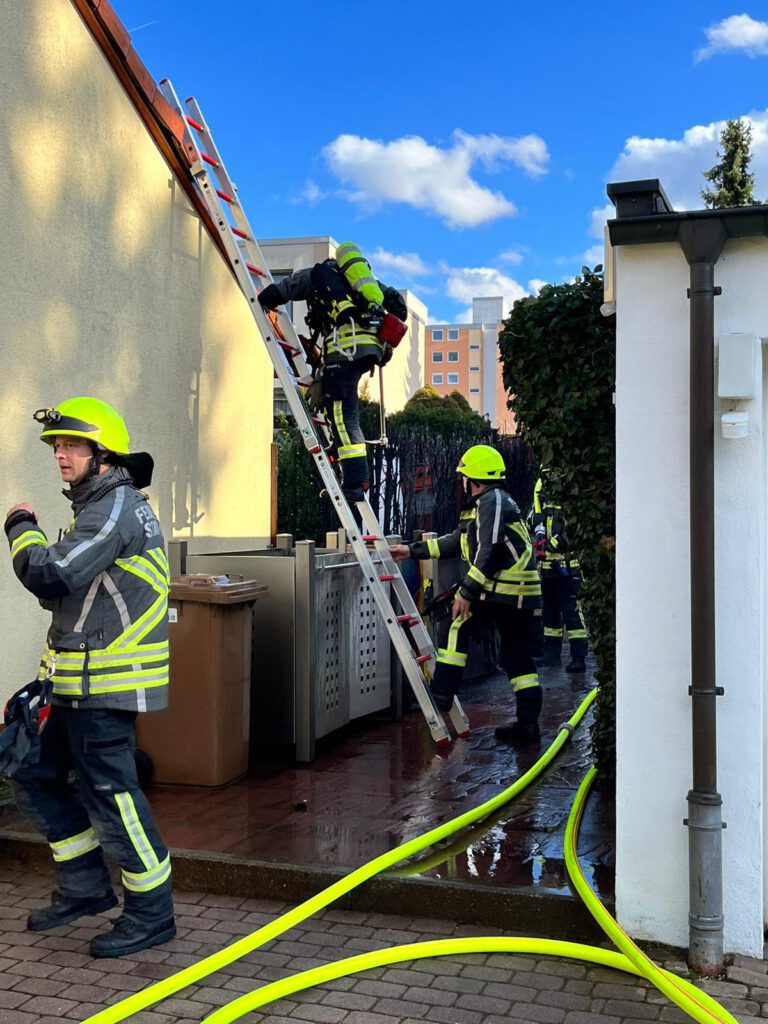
[268,266,407,365]
[6,467,169,712]
[530,502,580,573]
[410,485,541,609]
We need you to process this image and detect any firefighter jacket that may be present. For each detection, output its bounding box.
[409,484,541,609]
[530,502,580,575]
[5,467,169,712]
[267,266,408,366]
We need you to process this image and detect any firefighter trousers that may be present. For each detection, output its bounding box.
[12,705,173,925]
[322,359,373,496]
[542,569,588,659]
[432,603,541,724]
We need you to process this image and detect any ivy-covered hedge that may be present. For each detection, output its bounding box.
[498,268,616,785]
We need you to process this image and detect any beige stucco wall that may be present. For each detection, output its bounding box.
[0,0,273,699]
[388,290,426,411]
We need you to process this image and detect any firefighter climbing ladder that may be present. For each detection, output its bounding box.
[160,80,469,747]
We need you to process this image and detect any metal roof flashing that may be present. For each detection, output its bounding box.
[607,179,768,248]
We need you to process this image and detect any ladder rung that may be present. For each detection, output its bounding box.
[312,416,330,427]
[379,574,395,582]
[278,340,301,355]
[247,263,265,277]
[185,115,204,131]
[397,614,417,624]
[216,189,235,204]
[308,445,322,455]
[231,227,249,240]
[296,379,312,388]
[201,152,219,167]
[363,535,380,542]
[415,654,431,665]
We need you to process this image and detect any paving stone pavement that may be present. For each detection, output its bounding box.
[0,864,763,1024]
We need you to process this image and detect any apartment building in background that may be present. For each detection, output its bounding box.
[425,297,515,434]
[259,237,427,416]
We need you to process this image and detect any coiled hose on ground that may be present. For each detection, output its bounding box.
[80,687,736,1024]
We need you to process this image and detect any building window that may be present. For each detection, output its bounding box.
[448,351,459,363]
[470,343,480,350]
[447,329,459,340]
[469,387,480,394]
[447,373,459,385]
[432,330,444,341]
[469,366,480,372]
[432,351,443,363]
[432,373,444,385]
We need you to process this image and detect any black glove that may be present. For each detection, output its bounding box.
[258,284,283,311]
[305,377,325,415]
[379,343,393,367]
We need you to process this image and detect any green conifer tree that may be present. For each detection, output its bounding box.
[701,118,757,208]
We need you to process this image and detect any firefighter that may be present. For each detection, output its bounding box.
[258,242,407,504]
[4,398,175,958]
[391,444,543,743]
[531,474,588,672]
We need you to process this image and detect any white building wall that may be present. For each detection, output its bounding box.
[615,236,768,955]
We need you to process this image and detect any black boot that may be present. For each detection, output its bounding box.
[430,688,454,712]
[566,639,587,673]
[90,914,176,958]
[495,685,543,744]
[540,638,562,667]
[28,890,118,932]
[565,659,585,673]
[494,720,541,743]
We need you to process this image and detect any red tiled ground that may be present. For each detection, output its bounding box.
[1,665,612,896]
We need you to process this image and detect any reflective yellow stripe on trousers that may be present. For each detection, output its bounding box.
[436,618,468,668]
[50,827,100,862]
[114,792,170,892]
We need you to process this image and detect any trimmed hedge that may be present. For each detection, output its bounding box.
[498,268,616,786]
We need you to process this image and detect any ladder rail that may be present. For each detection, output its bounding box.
[161,80,469,746]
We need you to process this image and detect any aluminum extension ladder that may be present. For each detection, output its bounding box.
[160,80,470,748]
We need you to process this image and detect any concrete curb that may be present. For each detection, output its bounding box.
[1,829,612,944]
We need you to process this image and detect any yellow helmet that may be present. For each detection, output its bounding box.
[456,444,505,481]
[34,397,130,454]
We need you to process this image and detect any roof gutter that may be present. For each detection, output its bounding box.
[607,180,768,975]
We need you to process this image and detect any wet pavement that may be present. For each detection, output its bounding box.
[1,659,613,900]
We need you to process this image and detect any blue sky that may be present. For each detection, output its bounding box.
[114,1,768,322]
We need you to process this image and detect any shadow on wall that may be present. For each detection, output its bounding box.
[0,0,271,540]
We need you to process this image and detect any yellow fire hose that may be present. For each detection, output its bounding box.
[80,687,736,1024]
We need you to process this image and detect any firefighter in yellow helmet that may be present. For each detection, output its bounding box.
[4,398,175,958]
[391,444,544,742]
[258,243,407,506]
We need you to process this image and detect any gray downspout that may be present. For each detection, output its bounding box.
[677,219,727,976]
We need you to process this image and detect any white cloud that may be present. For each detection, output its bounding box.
[528,278,549,294]
[499,248,525,264]
[695,14,768,61]
[443,264,530,317]
[607,110,768,209]
[582,244,604,267]
[589,203,614,238]
[290,179,328,205]
[369,247,429,277]
[322,130,549,228]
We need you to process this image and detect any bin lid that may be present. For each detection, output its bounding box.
[170,573,268,605]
